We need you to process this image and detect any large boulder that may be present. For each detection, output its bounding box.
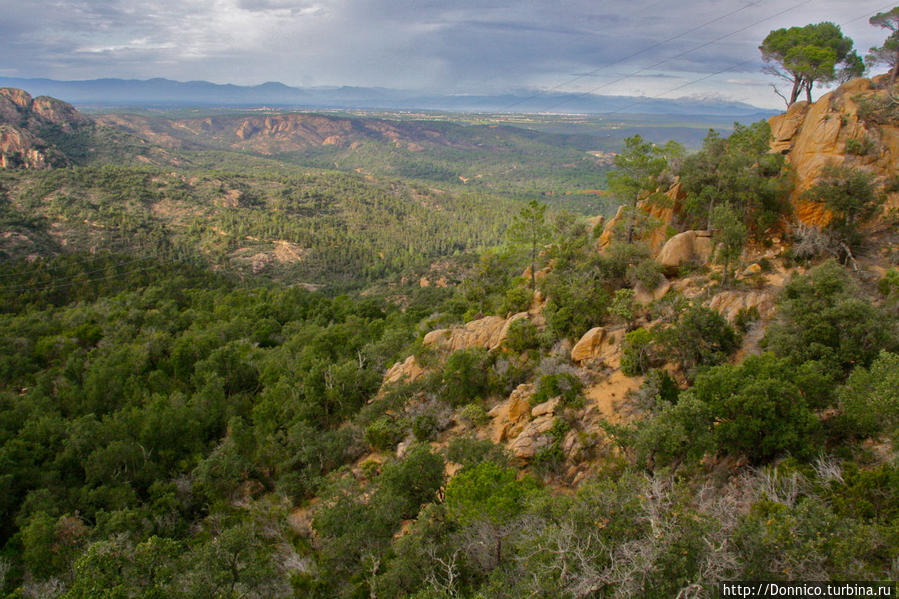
[706,289,777,323]
[509,415,555,459]
[570,325,625,364]
[382,355,425,386]
[423,312,530,352]
[655,230,714,272]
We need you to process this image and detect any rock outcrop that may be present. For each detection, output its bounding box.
[768,76,899,223]
[423,312,530,352]
[655,230,714,272]
[570,326,625,364]
[382,355,425,387]
[706,289,777,323]
[0,88,88,169]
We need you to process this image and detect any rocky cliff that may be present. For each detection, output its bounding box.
[769,76,899,225]
[0,88,89,168]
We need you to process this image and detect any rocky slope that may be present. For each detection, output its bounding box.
[0,87,89,168]
[96,112,477,155]
[769,75,899,225]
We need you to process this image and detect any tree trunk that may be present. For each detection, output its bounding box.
[789,77,802,104]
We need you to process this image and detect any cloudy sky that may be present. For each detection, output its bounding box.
[0,0,895,108]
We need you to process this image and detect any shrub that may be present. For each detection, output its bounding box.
[762,261,898,375]
[628,258,664,290]
[446,437,508,468]
[838,351,899,438]
[531,372,583,407]
[620,327,655,376]
[365,416,405,451]
[657,305,740,379]
[412,413,439,442]
[692,354,824,462]
[440,348,492,406]
[457,403,490,427]
[502,318,539,353]
[845,136,874,156]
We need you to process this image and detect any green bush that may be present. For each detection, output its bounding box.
[838,351,899,438]
[412,413,439,442]
[620,327,655,376]
[693,354,824,462]
[440,348,492,406]
[845,136,874,155]
[365,416,406,451]
[531,372,583,407]
[503,318,539,353]
[657,305,740,379]
[762,261,898,375]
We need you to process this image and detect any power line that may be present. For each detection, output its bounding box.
[502,0,767,111]
[592,2,899,119]
[537,0,814,113]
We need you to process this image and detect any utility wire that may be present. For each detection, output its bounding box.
[502,0,767,111]
[536,0,814,113]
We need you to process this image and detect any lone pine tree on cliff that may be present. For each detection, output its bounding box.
[760,22,864,106]
[867,7,899,87]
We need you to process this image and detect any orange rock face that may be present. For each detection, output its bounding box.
[768,77,899,227]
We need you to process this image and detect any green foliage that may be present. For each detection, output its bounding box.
[502,318,539,353]
[620,327,656,376]
[531,373,584,407]
[445,437,508,469]
[710,203,748,286]
[506,200,550,290]
[378,445,445,519]
[845,136,875,155]
[762,260,898,374]
[365,416,406,451]
[610,288,638,329]
[693,354,825,462]
[657,305,740,379]
[607,135,682,244]
[440,348,492,406]
[838,351,899,438]
[866,8,899,85]
[678,122,792,237]
[801,165,884,253]
[444,462,536,526]
[760,22,864,105]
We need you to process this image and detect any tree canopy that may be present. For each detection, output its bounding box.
[760,22,864,106]
[867,7,899,86]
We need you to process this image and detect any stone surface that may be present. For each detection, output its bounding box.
[656,230,714,271]
[509,415,556,459]
[570,325,625,364]
[530,396,559,418]
[382,355,425,386]
[423,312,530,352]
[706,289,777,323]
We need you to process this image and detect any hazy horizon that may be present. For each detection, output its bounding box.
[1,0,896,111]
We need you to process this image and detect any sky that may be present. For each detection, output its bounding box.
[0,0,896,109]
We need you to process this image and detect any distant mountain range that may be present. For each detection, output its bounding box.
[0,76,776,120]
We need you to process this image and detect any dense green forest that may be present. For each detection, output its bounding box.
[2,62,899,597]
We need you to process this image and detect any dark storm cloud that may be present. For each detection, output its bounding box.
[0,0,892,106]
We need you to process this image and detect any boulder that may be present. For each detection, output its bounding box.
[706,289,777,323]
[422,312,530,352]
[634,275,670,305]
[382,355,425,386]
[570,325,624,364]
[507,383,534,423]
[509,415,556,459]
[655,230,714,272]
[530,396,559,418]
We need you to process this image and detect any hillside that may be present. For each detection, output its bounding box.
[0,77,898,598]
